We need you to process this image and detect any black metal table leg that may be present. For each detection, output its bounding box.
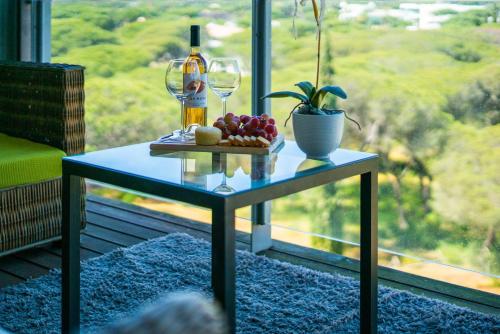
[62,172,81,334]
[212,203,236,334]
[360,168,378,334]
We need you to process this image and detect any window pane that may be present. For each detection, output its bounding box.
[270,0,499,293]
[51,1,254,237]
[52,0,500,294]
[52,0,252,151]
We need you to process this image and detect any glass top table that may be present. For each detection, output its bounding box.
[61,140,379,334]
[64,140,376,200]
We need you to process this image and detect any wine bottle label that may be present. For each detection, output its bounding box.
[184,73,207,108]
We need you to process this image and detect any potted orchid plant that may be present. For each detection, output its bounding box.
[263,0,360,159]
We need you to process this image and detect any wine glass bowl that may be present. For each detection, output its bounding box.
[165,59,201,141]
[208,58,241,116]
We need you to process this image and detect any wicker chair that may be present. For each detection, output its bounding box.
[0,61,86,256]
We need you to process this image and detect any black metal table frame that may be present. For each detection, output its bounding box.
[61,156,378,334]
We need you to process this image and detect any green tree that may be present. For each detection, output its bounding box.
[51,18,118,56]
[311,183,347,254]
[321,33,335,85]
[444,9,491,27]
[393,104,449,215]
[432,124,500,273]
[54,44,152,77]
[440,43,482,63]
[340,89,448,240]
[444,77,500,127]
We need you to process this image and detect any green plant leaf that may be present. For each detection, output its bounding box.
[310,86,316,100]
[262,91,309,103]
[295,81,315,99]
[311,86,347,107]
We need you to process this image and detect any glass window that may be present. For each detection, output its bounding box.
[52,0,255,245]
[270,0,499,293]
[52,0,500,294]
[52,0,252,151]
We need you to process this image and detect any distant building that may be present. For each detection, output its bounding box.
[338,1,486,30]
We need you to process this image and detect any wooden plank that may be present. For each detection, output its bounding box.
[265,248,357,279]
[15,249,61,270]
[86,199,208,234]
[0,256,48,280]
[42,243,100,262]
[80,234,119,254]
[149,134,284,155]
[0,270,23,288]
[86,212,165,240]
[86,204,250,252]
[271,238,359,273]
[87,201,252,252]
[84,224,145,247]
[86,197,252,245]
[40,232,117,256]
[87,202,209,235]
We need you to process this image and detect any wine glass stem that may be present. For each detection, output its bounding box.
[222,97,227,116]
[180,99,186,135]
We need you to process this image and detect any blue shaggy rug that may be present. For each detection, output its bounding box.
[0,233,498,333]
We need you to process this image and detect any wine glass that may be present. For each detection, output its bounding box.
[213,159,236,193]
[213,172,236,194]
[208,58,241,116]
[165,59,200,142]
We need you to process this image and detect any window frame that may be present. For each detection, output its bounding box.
[0,0,51,62]
[251,0,272,229]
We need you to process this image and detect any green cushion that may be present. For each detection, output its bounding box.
[0,133,66,188]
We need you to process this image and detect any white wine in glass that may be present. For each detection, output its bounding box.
[208,58,241,116]
[165,59,200,142]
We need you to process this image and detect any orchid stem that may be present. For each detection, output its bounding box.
[315,26,321,89]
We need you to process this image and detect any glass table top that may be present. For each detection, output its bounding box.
[65,141,377,196]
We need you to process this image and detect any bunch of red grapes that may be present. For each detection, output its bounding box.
[213,113,278,142]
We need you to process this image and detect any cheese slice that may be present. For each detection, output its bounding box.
[256,136,271,147]
[195,127,222,145]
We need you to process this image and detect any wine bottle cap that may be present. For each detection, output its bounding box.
[190,25,201,47]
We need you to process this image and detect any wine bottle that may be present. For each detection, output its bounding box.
[183,25,208,129]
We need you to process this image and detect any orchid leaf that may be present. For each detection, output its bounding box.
[295,81,315,99]
[311,85,347,107]
[262,91,309,103]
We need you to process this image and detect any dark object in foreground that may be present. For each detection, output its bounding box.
[103,293,227,334]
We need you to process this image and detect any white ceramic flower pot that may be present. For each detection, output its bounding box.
[292,112,344,160]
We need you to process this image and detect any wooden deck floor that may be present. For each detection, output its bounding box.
[0,195,498,316]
